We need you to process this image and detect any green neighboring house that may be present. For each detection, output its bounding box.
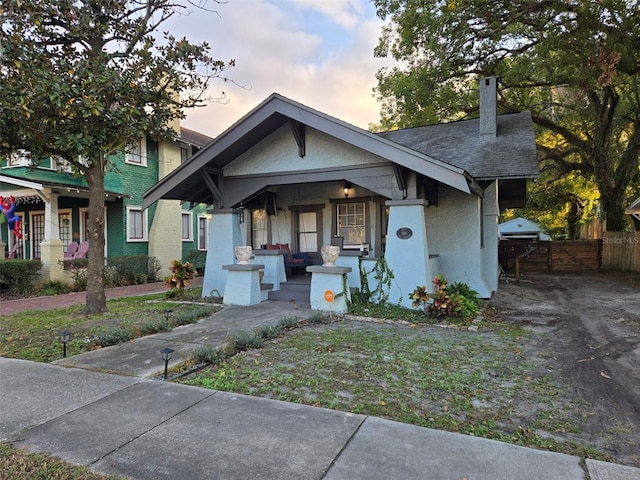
[0,126,212,283]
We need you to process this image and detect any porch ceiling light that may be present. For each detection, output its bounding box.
[344,182,352,198]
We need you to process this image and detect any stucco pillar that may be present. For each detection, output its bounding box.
[306,265,352,313]
[39,190,65,283]
[384,200,432,308]
[222,264,264,306]
[202,209,242,298]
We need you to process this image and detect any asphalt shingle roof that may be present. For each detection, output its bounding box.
[377,111,538,180]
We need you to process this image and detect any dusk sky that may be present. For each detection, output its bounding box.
[166,0,394,138]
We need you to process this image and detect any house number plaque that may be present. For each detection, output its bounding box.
[396,227,413,240]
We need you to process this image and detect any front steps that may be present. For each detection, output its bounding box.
[267,276,311,305]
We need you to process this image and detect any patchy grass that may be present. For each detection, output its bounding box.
[0,290,219,363]
[179,319,613,462]
[0,443,124,480]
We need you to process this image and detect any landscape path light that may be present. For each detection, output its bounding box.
[160,348,175,380]
[59,331,71,358]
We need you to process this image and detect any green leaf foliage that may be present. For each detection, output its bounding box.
[0,0,233,313]
[373,0,640,231]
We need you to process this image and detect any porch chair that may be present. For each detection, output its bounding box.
[265,243,310,274]
[73,241,89,259]
[64,241,79,259]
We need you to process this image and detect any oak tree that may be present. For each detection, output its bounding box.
[373,0,640,231]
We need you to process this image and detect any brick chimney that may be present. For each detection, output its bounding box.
[479,77,497,138]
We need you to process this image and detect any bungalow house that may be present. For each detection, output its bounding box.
[0,125,212,283]
[142,77,538,307]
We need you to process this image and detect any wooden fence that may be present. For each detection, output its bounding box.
[550,240,602,272]
[505,233,640,276]
[601,232,640,271]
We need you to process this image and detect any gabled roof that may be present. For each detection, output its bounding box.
[377,112,538,180]
[176,127,213,148]
[143,93,472,209]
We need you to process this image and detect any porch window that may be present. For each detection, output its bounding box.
[127,206,148,241]
[337,202,366,245]
[251,209,268,249]
[30,212,45,259]
[182,212,193,241]
[59,211,72,248]
[125,138,147,166]
[198,215,209,250]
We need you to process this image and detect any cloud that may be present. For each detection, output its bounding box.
[168,0,392,137]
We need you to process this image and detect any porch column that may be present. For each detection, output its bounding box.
[202,208,242,298]
[39,189,65,283]
[385,199,432,308]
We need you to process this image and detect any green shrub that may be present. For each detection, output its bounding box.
[254,324,283,340]
[38,280,73,296]
[446,282,481,305]
[172,306,217,326]
[0,259,42,295]
[107,255,161,285]
[139,319,172,335]
[278,316,301,330]
[94,327,135,347]
[230,330,264,350]
[62,258,88,270]
[411,277,482,321]
[192,344,225,365]
[185,249,207,272]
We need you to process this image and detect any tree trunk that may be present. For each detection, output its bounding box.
[599,187,628,232]
[83,158,107,314]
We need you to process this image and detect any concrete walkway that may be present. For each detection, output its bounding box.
[1,284,639,479]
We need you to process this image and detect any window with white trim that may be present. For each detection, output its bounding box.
[182,212,193,241]
[125,137,147,166]
[58,210,72,248]
[198,215,209,250]
[7,150,31,167]
[337,202,366,245]
[51,156,73,173]
[127,206,148,241]
[251,209,268,249]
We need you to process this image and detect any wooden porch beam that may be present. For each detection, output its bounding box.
[200,168,224,208]
[288,119,306,158]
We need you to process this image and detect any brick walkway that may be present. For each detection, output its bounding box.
[0,277,203,315]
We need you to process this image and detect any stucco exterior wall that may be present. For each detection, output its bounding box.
[425,186,492,298]
[224,126,388,177]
